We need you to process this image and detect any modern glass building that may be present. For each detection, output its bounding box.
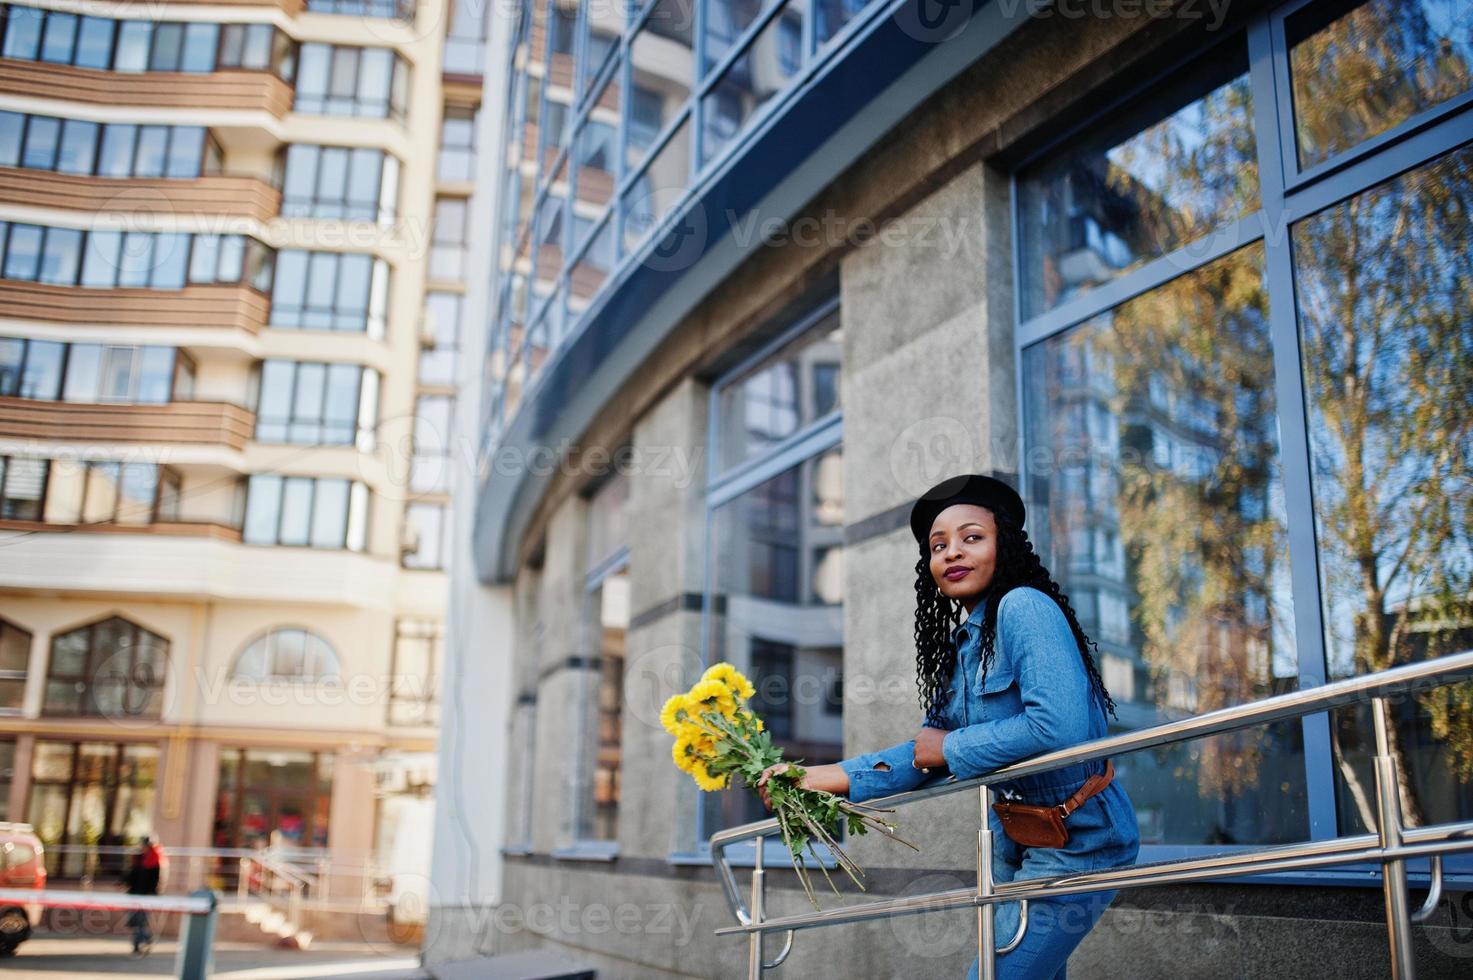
[438,0,1473,974]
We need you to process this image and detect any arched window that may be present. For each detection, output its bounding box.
[1,616,32,712]
[232,628,341,682]
[45,617,168,720]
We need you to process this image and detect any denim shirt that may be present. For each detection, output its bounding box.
[837,586,1114,807]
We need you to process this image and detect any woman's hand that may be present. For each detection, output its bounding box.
[913,726,950,770]
[756,763,795,810]
[757,762,850,810]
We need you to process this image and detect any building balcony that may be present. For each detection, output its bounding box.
[0,282,269,333]
[0,517,242,542]
[0,60,293,117]
[157,0,304,11]
[0,398,256,453]
[0,529,399,607]
[0,169,282,224]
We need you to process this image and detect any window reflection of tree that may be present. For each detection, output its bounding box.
[1295,143,1473,831]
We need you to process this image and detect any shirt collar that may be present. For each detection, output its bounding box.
[951,599,989,649]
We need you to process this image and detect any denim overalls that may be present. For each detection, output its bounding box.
[837,586,1141,979]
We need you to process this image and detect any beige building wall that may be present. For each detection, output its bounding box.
[0,0,481,889]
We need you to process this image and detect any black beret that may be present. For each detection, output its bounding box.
[909,472,1026,546]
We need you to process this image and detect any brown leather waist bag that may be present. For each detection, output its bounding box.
[991,759,1114,848]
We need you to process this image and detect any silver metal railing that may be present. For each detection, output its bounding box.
[709,650,1473,979]
[0,886,218,978]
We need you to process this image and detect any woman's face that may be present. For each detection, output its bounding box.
[927,504,998,608]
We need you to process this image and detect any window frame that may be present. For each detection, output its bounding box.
[682,291,844,870]
[1008,6,1473,884]
[42,615,169,720]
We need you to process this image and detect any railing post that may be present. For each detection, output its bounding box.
[1372,697,1416,980]
[977,784,996,980]
[174,888,218,980]
[747,836,766,979]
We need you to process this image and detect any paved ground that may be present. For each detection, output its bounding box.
[0,937,428,979]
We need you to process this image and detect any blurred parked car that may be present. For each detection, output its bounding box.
[0,822,46,955]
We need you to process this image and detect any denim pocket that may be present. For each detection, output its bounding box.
[973,664,1016,698]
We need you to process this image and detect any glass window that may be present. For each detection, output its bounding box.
[180,22,218,72]
[430,198,468,281]
[38,228,82,286]
[74,16,113,69]
[402,502,445,569]
[443,0,487,74]
[57,119,99,175]
[213,747,332,850]
[704,0,782,73]
[577,566,628,842]
[2,6,43,60]
[28,739,159,873]
[419,292,461,385]
[704,447,845,833]
[232,628,341,682]
[165,127,205,178]
[98,125,137,178]
[627,0,694,170]
[150,233,189,289]
[622,119,690,255]
[294,44,407,120]
[702,4,805,162]
[1,457,47,520]
[714,304,842,471]
[1287,0,1473,170]
[437,106,478,183]
[80,231,121,287]
[388,620,441,726]
[243,475,368,549]
[18,341,64,400]
[61,344,101,401]
[149,22,184,71]
[1022,243,1307,845]
[114,20,152,72]
[22,116,60,170]
[1016,47,1257,318]
[254,359,370,446]
[0,113,21,167]
[43,617,168,720]
[0,339,21,396]
[243,474,283,543]
[815,0,868,45]
[281,145,393,220]
[279,477,313,545]
[4,225,43,281]
[573,117,617,216]
[133,125,169,178]
[309,478,349,548]
[0,618,30,713]
[1295,143,1473,833]
[410,394,453,493]
[269,251,385,332]
[39,11,78,64]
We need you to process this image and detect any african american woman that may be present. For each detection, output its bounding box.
[758,473,1140,979]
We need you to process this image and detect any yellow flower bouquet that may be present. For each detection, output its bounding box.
[662,662,917,910]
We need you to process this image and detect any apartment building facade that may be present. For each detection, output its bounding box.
[0,0,486,901]
[430,0,1473,975]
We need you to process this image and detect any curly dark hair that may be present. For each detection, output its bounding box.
[913,513,1116,727]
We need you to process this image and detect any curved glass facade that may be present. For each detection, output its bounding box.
[482,0,883,457]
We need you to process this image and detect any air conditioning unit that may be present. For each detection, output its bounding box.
[399,522,421,555]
